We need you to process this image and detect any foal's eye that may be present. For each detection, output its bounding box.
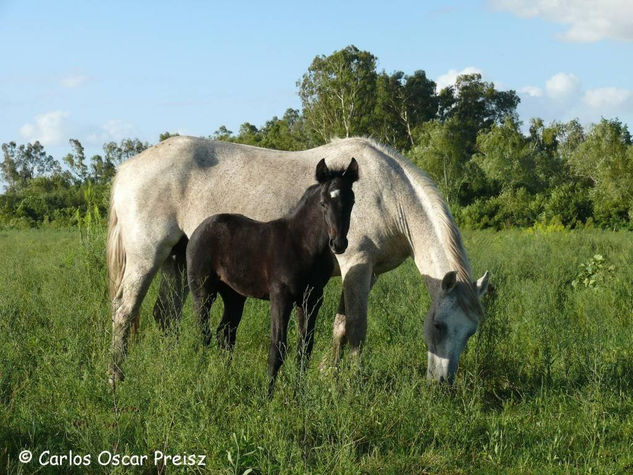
[320,201,326,208]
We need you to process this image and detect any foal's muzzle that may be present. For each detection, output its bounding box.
[330,237,348,254]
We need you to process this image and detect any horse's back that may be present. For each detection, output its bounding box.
[112,136,414,271]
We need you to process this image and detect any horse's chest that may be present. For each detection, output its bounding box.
[276,250,332,297]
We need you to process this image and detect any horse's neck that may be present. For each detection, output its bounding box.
[401,195,471,297]
[285,190,328,254]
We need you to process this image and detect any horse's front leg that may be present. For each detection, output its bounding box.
[268,290,293,397]
[297,286,324,372]
[323,258,377,370]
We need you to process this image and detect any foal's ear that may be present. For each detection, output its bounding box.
[441,270,458,293]
[315,158,330,183]
[343,157,359,182]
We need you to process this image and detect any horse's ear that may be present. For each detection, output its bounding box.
[441,271,458,293]
[343,157,359,182]
[474,271,490,297]
[315,158,330,183]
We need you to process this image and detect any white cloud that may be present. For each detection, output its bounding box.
[518,86,543,97]
[435,66,483,91]
[19,112,138,149]
[489,0,633,42]
[60,74,89,88]
[545,73,580,100]
[19,110,70,146]
[86,119,136,144]
[583,87,632,109]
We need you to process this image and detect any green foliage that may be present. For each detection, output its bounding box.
[409,118,475,205]
[1,141,61,190]
[2,229,633,472]
[571,254,616,289]
[568,119,633,229]
[437,73,520,154]
[0,138,137,228]
[374,70,437,149]
[1,46,633,231]
[159,131,180,142]
[298,45,378,142]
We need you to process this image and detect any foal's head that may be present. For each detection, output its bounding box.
[315,158,359,254]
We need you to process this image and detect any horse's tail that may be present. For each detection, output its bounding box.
[107,189,126,302]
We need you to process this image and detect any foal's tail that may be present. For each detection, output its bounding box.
[107,192,126,302]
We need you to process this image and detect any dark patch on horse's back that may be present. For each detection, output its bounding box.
[192,142,219,169]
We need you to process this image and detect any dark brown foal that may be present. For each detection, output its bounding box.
[186,158,359,396]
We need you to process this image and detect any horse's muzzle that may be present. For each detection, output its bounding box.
[330,237,348,254]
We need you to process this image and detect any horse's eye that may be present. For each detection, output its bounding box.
[320,201,327,208]
[434,322,445,332]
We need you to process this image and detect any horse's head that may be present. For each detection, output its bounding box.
[315,157,359,254]
[424,270,490,383]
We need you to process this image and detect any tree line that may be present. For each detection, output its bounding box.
[2,45,632,230]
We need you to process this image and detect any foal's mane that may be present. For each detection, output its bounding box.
[287,166,351,217]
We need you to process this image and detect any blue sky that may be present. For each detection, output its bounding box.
[1,0,632,160]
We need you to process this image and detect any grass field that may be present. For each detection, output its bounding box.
[1,228,632,473]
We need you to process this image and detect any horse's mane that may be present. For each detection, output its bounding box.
[332,137,483,318]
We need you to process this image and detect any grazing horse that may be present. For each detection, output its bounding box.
[186,158,358,395]
[107,137,489,388]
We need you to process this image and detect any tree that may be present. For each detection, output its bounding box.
[437,74,520,153]
[527,118,566,189]
[258,109,310,151]
[409,118,473,205]
[1,141,61,191]
[236,123,260,145]
[298,45,377,142]
[63,139,89,184]
[211,126,233,141]
[159,131,180,142]
[568,119,633,227]
[474,118,538,193]
[102,138,149,166]
[374,70,438,150]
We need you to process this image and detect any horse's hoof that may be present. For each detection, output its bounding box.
[319,355,335,376]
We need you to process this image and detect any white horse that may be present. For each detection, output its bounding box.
[107,136,489,387]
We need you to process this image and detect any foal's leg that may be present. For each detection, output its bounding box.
[297,287,324,372]
[216,283,246,351]
[189,275,218,347]
[152,236,188,332]
[268,290,293,397]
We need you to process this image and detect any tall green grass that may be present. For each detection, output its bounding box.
[1,228,632,473]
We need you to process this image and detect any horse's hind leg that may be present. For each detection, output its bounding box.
[216,283,246,351]
[153,236,188,332]
[189,274,219,347]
